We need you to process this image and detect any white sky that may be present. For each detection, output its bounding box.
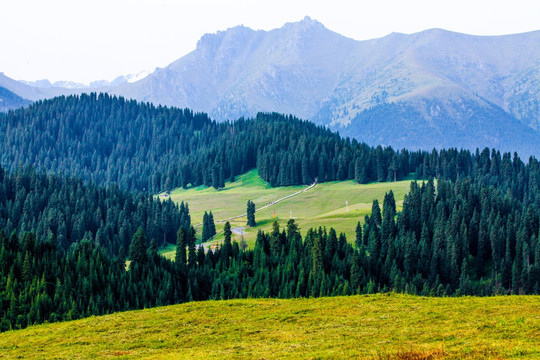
[1,0,539,84]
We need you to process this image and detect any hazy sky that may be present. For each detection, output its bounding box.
[1,0,539,83]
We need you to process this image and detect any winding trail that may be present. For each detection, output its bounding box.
[193,180,318,244]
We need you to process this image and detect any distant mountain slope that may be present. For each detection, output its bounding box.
[0,86,30,111]
[338,100,539,157]
[0,72,78,101]
[110,20,539,128]
[104,21,540,156]
[113,18,359,122]
[2,19,539,154]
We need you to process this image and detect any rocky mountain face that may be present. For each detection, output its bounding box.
[2,18,539,155]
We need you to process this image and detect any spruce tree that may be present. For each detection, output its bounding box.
[129,227,147,264]
[355,221,362,248]
[270,221,281,258]
[222,222,232,262]
[371,200,382,227]
[188,226,197,269]
[176,227,187,266]
[202,211,210,241]
[208,211,216,237]
[247,200,256,227]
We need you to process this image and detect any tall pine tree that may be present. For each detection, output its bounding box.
[247,200,256,227]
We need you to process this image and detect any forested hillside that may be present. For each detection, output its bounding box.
[1,93,538,195]
[0,93,413,192]
[0,92,539,333]
[0,165,189,255]
[1,148,538,331]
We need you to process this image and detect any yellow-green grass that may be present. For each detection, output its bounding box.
[159,243,176,261]
[1,293,538,359]
[160,170,413,252]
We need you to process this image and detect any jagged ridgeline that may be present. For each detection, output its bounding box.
[0,165,190,255]
[0,93,418,192]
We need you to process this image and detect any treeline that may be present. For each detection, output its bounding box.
[0,229,185,331]
[0,93,412,191]
[0,165,189,255]
[3,93,525,193]
[0,93,212,192]
[2,179,538,332]
[357,179,539,296]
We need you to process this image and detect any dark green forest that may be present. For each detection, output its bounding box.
[0,93,423,192]
[2,93,536,195]
[0,94,539,332]
[0,145,538,331]
[0,166,190,255]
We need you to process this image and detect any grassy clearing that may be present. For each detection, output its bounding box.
[160,170,413,253]
[1,293,538,359]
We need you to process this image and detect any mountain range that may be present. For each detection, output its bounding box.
[1,17,539,156]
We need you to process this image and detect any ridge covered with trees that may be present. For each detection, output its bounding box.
[0,93,497,193]
[0,93,539,333]
[2,93,536,195]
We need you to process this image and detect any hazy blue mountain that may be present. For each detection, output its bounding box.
[108,18,539,155]
[0,72,79,101]
[0,87,31,112]
[20,79,88,89]
[112,17,359,122]
[2,18,539,155]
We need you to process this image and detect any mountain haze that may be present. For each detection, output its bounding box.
[2,18,539,155]
[114,17,358,122]
[0,86,31,112]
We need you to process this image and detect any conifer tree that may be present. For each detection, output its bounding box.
[202,211,210,242]
[371,200,382,227]
[129,227,147,264]
[222,222,232,262]
[270,221,281,258]
[176,227,187,267]
[208,211,216,237]
[355,222,362,248]
[188,226,197,269]
[247,200,256,227]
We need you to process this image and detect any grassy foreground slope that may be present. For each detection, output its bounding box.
[0,294,538,359]
[161,170,413,250]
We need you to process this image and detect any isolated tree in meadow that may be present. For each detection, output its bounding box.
[247,200,256,227]
[208,211,216,237]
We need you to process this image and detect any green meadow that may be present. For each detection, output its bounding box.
[160,170,413,254]
[1,293,538,359]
